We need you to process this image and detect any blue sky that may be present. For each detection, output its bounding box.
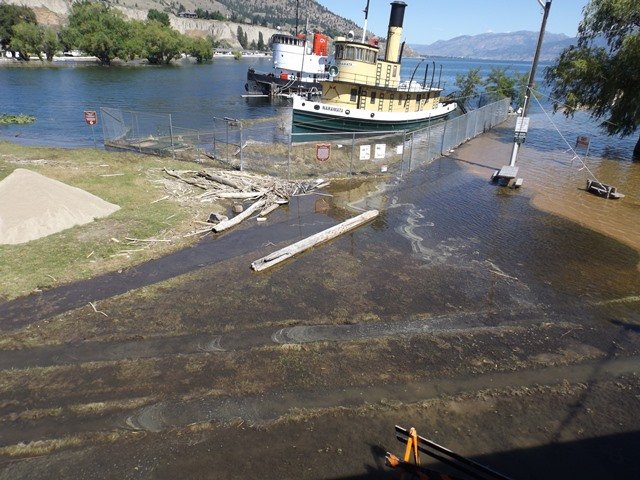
[314,0,590,44]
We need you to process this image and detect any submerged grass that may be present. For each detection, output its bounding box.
[0,142,209,300]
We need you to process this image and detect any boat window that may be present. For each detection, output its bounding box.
[370,92,376,104]
[335,45,376,64]
[350,88,357,102]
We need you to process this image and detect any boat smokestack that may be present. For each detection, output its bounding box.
[385,1,406,63]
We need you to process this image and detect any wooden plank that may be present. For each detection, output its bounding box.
[251,210,379,271]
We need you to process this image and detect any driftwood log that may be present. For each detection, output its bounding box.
[251,210,379,271]
[212,199,266,233]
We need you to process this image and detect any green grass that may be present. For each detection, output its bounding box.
[0,142,204,300]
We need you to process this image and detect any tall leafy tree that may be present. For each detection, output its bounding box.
[138,20,183,64]
[546,0,640,159]
[9,22,42,60]
[61,1,130,65]
[257,31,265,51]
[41,27,60,61]
[185,36,213,63]
[484,67,528,107]
[0,4,37,52]
[454,67,482,109]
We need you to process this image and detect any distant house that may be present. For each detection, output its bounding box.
[178,11,197,18]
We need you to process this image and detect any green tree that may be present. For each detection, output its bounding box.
[147,9,170,27]
[9,22,42,60]
[61,1,130,65]
[41,27,60,61]
[545,0,640,159]
[454,67,482,109]
[484,67,528,107]
[121,19,145,60]
[138,20,183,64]
[185,36,212,63]
[257,31,265,51]
[0,4,37,52]
[237,25,247,49]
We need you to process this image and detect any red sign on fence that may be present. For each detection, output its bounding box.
[316,143,331,162]
[84,110,97,126]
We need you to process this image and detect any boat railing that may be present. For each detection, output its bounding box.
[332,71,440,92]
[333,71,400,89]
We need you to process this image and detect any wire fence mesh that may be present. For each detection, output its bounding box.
[100,98,511,178]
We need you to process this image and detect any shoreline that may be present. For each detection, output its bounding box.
[0,52,271,68]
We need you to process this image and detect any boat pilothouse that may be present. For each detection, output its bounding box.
[245,31,330,97]
[292,1,457,133]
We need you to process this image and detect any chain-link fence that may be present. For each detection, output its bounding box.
[101,98,510,178]
[101,107,205,159]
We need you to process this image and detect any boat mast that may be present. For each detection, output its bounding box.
[361,0,370,42]
[295,0,299,35]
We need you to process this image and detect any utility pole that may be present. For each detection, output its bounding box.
[492,0,552,188]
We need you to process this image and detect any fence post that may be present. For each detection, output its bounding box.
[350,133,355,176]
[440,120,447,156]
[226,121,230,165]
[213,118,217,159]
[239,120,244,171]
[427,119,431,162]
[287,134,292,180]
[409,132,415,172]
[169,113,175,160]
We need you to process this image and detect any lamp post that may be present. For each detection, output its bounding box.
[492,0,552,187]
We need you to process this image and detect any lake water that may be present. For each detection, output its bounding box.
[2,56,636,161]
[0,57,536,147]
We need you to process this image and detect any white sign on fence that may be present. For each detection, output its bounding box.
[375,144,386,159]
[359,145,371,160]
[396,145,403,155]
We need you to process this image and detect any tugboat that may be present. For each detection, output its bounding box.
[244,0,330,97]
[292,1,456,133]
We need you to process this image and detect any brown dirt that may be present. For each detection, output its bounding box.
[1,124,639,479]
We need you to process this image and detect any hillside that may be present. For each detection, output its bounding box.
[3,0,367,48]
[411,31,577,61]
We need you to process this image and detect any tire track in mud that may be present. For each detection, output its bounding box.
[0,309,545,370]
[122,355,640,433]
[5,353,638,447]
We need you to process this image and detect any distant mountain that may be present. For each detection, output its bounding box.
[411,31,577,61]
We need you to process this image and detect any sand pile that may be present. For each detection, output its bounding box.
[0,168,120,245]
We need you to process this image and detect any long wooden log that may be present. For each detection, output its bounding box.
[213,191,267,199]
[163,168,207,189]
[251,210,379,271]
[212,199,266,233]
[198,171,244,190]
